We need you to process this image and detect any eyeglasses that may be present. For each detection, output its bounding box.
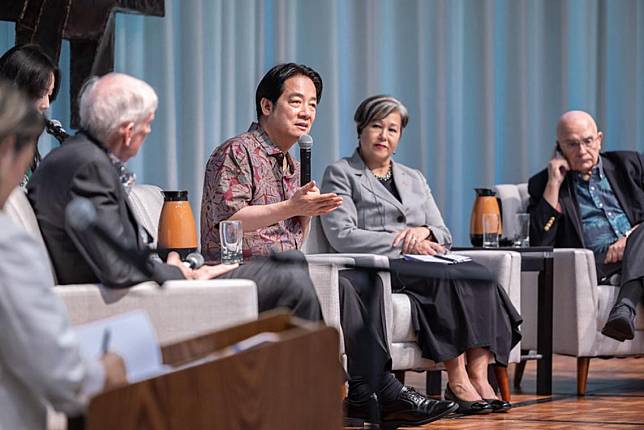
[559,136,598,150]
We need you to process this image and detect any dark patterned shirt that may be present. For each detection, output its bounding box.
[200,123,303,262]
[575,159,632,255]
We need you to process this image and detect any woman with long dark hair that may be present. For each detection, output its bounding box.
[0,44,64,184]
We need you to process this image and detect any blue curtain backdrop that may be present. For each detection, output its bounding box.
[1,0,643,245]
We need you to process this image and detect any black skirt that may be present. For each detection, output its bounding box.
[389,259,522,366]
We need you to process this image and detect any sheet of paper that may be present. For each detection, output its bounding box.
[403,253,472,264]
[74,310,165,383]
[403,254,452,264]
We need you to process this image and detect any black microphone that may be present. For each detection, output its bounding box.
[298,134,313,186]
[45,118,70,143]
[184,252,205,269]
[65,197,153,277]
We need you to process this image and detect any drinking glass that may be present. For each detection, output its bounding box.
[482,213,500,248]
[219,220,243,264]
[514,213,530,248]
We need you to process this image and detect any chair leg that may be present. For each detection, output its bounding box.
[514,361,527,388]
[393,370,406,385]
[494,366,511,402]
[577,357,591,396]
[513,349,529,388]
[426,370,442,396]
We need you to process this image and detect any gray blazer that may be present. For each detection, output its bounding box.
[320,149,451,257]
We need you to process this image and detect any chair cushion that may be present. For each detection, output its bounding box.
[302,216,333,254]
[4,187,43,239]
[128,184,164,245]
[390,342,439,371]
[494,183,529,239]
[4,187,57,283]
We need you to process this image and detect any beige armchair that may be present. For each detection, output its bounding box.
[4,186,259,340]
[303,216,522,400]
[495,183,644,395]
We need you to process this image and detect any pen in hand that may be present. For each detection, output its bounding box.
[101,328,111,354]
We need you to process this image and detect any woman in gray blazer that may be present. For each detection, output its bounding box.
[321,95,521,414]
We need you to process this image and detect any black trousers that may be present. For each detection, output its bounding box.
[218,250,323,321]
[597,224,644,310]
[339,269,394,396]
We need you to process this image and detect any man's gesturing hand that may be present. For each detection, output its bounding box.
[288,181,343,217]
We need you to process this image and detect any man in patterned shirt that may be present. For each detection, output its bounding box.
[528,110,644,341]
[201,64,341,261]
[201,64,458,427]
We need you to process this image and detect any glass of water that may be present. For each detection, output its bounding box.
[219,220,243,264]
[482,213,500,248]
[514,213,530,248]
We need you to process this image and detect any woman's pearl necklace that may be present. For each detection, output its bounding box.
[372,164,392,181]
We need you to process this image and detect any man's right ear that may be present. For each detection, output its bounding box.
[260,98,273,116]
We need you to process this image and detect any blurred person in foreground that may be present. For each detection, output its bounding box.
[0,80,126,430]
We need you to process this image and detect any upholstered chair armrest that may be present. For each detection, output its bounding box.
[551,248,599,356]
[56,279,258,344]
[304,255,346,340]
[305,253,392,350]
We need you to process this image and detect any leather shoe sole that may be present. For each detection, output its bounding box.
[382,386,458,428]
[382,402,458,429]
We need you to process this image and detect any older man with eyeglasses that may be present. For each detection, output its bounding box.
[527,110,644,342]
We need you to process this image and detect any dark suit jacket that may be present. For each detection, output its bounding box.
[527,151,644,280]
[27,133,183,288]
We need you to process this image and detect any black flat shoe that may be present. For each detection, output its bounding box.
[484,398,512,413]
[444,384,493,415]
[381,386,458,428]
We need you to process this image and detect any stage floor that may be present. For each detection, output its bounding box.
[346,354,643,429]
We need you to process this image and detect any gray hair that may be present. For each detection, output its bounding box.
[354,95,409,137]
[79,73,158,142]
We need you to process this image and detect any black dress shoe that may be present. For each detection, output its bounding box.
[344,393,380,425]
[601,304,636,342]
[381,386,458,427]
[444,384,493,415]
[484,398,512,413]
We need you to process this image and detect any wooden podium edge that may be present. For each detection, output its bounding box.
[84,310,343,430]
